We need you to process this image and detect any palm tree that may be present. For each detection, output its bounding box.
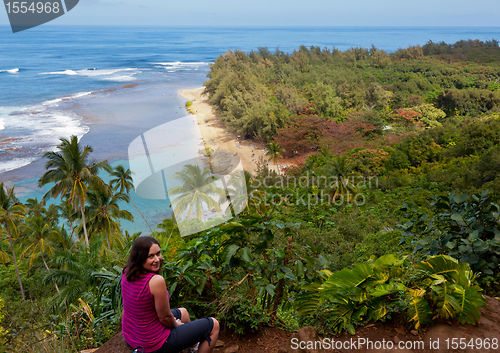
[322,156,360,205]
[20,216,60,293]
[0,230,11,264]
[226,170,262,214]
[109,165,153,233]
[266,142,285,173]
[304,154,324,170]
[0,183,26,299]
[169,164,226,222]
[39,135,111,248]
[56,198,78,240]
[86,184,133,248]
[25,198,45,218]
[43,240,105,314]
[319,145,332,159]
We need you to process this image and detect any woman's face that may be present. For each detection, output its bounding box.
[143,243,162,272]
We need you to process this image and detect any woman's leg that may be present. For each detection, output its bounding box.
[178,307,190,323]
[157,317,217,353]
[198,318,219,353]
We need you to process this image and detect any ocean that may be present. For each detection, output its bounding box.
[1,25,499,233]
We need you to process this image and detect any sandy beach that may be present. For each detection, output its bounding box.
[179,87,293,175]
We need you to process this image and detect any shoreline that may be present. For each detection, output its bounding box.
[178,87,294,175]
[1,85,294,194]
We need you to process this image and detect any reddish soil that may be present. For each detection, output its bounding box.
[214,326,290,353]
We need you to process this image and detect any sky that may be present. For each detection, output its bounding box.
[1,0,500,27]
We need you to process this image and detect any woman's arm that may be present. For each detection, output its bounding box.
[149,275,180,328]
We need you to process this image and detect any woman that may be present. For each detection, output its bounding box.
[122,236,219,353]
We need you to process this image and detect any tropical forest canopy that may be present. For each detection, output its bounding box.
[1,39,500,352]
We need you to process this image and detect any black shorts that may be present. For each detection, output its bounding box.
[153,309,214,353]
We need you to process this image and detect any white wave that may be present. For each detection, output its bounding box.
[44,97,64,105]
[154,62,209,72]
[40,69,78,75]
[155,62,208,66]
[43,91,93,106]
[101,75,137,82]
[0,102,90,174]
[0,157,38,174]
[0,107,11,130]
[0,68,20,74]
[72,91,93,99]
[78,68,138,77]
[39,68,142,79]
[41,112,90,145]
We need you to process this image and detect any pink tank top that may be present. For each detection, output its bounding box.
[121,271,170,352]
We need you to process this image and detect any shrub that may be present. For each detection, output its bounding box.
[296,254,486,335]
[217,297,270,334]
[274,115,325,157]
[436,89,500,116]
[399,191,500,277]
[412,103,446,128]
[0,298,6,347]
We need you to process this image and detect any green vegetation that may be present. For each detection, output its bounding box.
[185,100,195,114]
[296,254,485,334]
[204,40,500,143]
[2,39,500,351]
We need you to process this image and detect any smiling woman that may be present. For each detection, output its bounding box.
[121,236,220,353]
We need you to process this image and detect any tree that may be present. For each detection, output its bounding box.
[266,142,285,167]
[86,184,133,248]
[109,165,153,233]
[56,198,78,240]
[39,136,111,248]
[43,240,106,314]
[226,170,255,214]
[0,230,12,264]
[274,115,325,157]
[0,183,26,299]
[321,156,360,205]
[24,198,45,218]
[20,216,60,293]
[169,164,226,222]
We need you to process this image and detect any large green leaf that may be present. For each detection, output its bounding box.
[453,286,486,324]
[374,254,403,267]
[295,290,321,315]
[327,298,358,334]
[223,244,240,266]
[367,298,388,322]
[416,255,473,287]
[322,262,373,290]
[431,281,460,319]
[406,288,433,331]
[370,282,405,298]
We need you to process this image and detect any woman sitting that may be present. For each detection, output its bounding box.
[122,236,219,353]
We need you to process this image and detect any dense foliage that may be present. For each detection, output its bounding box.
[204,40,500,143]
[1,39,500,351]
[296,254,485,335]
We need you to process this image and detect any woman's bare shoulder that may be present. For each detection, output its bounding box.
[149,274,166,287]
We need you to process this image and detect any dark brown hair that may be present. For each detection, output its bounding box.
[124,236,161,282]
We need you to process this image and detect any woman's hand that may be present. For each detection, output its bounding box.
[175,318,183,327]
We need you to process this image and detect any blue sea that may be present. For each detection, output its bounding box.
[1,25,499,233]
